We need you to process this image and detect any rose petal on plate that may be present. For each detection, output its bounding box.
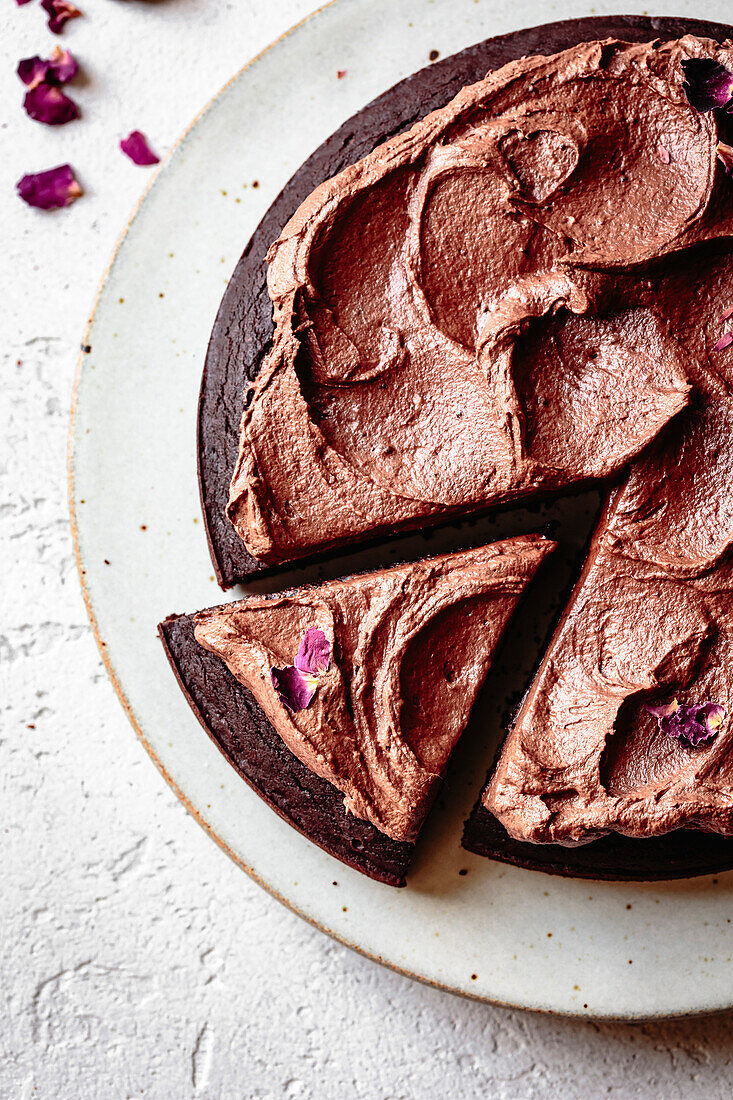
[681,57,733,112]
[295,627,331,676]
[120,130,160,166]
[16,0,35,6]
[16,164,82,209]
[23,83,79,125]
[41,0,81,34]
[715,332,733,351]
[270,665,318,711]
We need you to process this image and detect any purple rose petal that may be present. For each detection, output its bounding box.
[17,56,51,89]
[24,82,79,125]
[16,0,34,6]
[295,627,331,676]
[18,47,78,89]
[715,332,733,351]
[717,141,733,177]
[16,164,82,210]
[645,699,679,719]
[120,130,160,166]
[270,666,318,712]
[41,0,81,34]
[270,627,331,711]
[646,698,726,747]
[681,57,733,113]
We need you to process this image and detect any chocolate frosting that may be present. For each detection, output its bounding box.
[486,232,733,844]
[225,37,733,565]
[194,536,553,841]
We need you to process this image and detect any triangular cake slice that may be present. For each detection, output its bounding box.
[159,535,554,885]
[465,390,733,878]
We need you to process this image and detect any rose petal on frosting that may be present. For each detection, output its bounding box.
[719,307,733,322]
[295,627,331,675]
[715,332,733,351]
[18,47,78,88]
[41,0,81,33]
[681,57,733,113]
[657,144,671,164]
[16,163,82,209]
[270,666,318,711]
[120,130,160,166]
[717,142,733,177]
[23,82,79,125]
[648,699,725,747]
[645,699,679,718]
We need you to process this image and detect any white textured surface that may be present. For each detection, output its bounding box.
[6,1,733,1096]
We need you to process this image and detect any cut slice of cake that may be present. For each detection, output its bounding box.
[159,535,554,885]
[466,392,733,877]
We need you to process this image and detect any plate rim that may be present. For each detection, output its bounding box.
[67,0,733,1022]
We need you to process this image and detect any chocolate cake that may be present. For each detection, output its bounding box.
[160,536,553,884]
[182,15,733,882]
[200,13,733,587]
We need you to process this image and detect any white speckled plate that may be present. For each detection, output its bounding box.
[69,0,733,1018]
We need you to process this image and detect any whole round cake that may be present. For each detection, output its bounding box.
[161,15,733,885]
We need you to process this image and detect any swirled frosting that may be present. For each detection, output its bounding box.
[194,536,553,841]
[224,37,733,565]
[485,241,733,842]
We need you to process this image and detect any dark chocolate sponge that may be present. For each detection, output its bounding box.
[159,613,413,886]
[462,803,733,881]
[193,14,733,882]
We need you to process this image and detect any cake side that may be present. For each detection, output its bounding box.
[159,613,413,886]
[192,536,554,844]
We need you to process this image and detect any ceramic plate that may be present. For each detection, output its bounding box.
[70,0,733,1018]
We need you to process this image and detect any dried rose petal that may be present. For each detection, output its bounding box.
[681,57,733,113]
[717,141,733,177]
[657,144,671,164]
[48,46,77,83]
[647,698,725,747]
[16,0,34,5]
[720,307,733,322]
[24,82,79,125]
[271,665,318,712]
[18,47,78,88]
[715,332,733,351]
[120,130,160,166]
[337,70,347,80]
[41,0,81,34]
[16,164,82,209]
[17,56,51,89]
[295,627,331,676]
[645,699,679,719]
